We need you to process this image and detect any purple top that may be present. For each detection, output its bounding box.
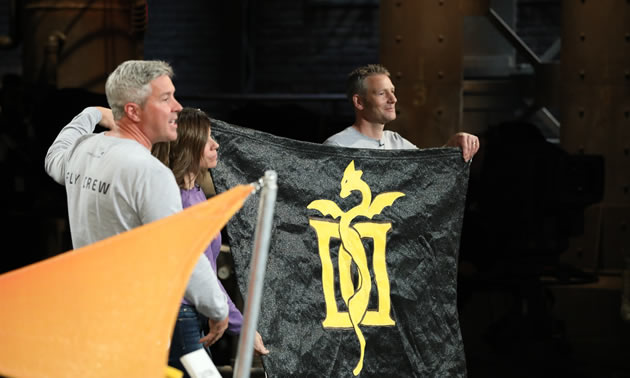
[180,186,243,334]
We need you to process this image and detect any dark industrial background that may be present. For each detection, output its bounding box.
[0,1,628,377]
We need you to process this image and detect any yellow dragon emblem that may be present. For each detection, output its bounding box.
[307,160,405,376]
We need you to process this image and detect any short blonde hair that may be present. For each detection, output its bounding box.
[346,64,391,101]
[105,60,174,120]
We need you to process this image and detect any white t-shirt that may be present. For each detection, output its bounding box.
[45,107,227,320]
[323,126,418,150]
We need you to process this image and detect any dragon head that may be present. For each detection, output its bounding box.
[340,160,364,199]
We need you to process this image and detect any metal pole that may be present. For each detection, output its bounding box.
[487,7,541,67]
[233,170,277,378]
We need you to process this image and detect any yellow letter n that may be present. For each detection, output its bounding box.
[309,219,395,328]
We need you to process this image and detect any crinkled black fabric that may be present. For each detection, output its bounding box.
[210,120,469,378]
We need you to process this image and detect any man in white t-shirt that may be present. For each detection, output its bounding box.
[324,64,480,160]
[44,60,229,347]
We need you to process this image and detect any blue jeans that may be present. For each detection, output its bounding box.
[168,304,211,377]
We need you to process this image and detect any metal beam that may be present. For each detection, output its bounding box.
[486,7,541,67]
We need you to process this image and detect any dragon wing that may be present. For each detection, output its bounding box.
[366,192,405,218]
[307,199,344,219]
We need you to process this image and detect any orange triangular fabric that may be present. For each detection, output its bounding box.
[0,184,253,378]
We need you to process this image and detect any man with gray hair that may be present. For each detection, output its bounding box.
[324,64,480,160]
[44,60,229,347]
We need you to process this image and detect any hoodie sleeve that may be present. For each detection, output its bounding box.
[184,254,229,321]
[44,107,102,184]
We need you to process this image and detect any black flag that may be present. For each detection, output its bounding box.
[211,120,469,377]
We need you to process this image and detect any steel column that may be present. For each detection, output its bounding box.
[380,0,463,147]
[560,0,630,270]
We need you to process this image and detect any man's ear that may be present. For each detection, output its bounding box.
[352,94,364,110]
[124,103,141,122]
